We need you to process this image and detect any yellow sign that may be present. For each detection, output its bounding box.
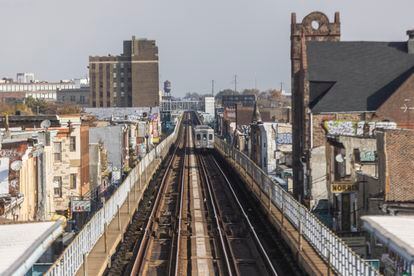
[331,183,358,193]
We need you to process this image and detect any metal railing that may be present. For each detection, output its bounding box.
[215,138,379,276]
[45,118,182,276]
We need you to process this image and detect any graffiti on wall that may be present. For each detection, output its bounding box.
[360,151,376,162]
[323,121,356,136]
[277,133,292,144]
[324,121,397,136]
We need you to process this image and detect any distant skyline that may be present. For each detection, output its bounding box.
[1,0,414,96]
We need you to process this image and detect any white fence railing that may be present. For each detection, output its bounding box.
[215,138,379,276]
[45,118,182,276]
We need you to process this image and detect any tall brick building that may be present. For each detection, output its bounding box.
[291,11,340,201]
[89,37,159,108]
[291,11,414,203]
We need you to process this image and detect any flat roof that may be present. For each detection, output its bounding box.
[0,221,63,275]
[362,216,414,262]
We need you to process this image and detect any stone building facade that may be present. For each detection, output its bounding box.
[51,119,83,213]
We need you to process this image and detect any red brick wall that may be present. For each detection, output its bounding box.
[376,73,414,129]
[379,129,414,202]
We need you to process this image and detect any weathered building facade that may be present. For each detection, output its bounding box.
[291,11,414,206]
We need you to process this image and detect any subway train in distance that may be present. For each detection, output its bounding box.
[193,125,214,150]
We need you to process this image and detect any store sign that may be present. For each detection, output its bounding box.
[331,183,358,193]
[71,200,91,212]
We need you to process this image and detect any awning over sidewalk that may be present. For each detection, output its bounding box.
[0,221,63,276]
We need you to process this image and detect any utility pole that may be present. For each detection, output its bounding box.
[211,80,215,97]
[280,82,284,92]
[234,74,237,93]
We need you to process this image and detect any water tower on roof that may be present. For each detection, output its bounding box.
[164,80,171,96]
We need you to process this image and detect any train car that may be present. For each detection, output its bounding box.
[194,125,214,150]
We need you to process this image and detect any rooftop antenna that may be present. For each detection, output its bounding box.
[211,80,215,97]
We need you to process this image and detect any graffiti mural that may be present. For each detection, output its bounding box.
[324,120,397,136]
[360,151,376,162]
[323,121,356,136]
[277,133,292,144]
[356,121,397,136]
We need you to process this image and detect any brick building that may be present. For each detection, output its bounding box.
[291,11,414,203]
[89,37,160,108]
[377,129,414,213]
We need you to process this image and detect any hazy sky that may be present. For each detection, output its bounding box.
[1,0,414,96]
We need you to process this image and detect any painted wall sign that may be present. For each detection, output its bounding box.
[331,183,358,193]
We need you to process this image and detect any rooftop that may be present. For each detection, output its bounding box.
[362,216,414,262]
[307,41,414,113]
[0,221,63,275]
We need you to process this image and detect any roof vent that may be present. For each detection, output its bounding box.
[407,29,414,54]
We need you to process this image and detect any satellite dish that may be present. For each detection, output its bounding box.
[11,160,23,171]
[40,119,51,129]
[335,154,344,163]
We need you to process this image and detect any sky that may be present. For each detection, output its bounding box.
[1,0,414,96]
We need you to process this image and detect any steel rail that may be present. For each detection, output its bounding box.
[198,155,235,276]
[130,121,185,276]
[210,156,279,276]
[173,122,189,276]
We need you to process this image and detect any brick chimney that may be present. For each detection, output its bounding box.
[407,29,414,54]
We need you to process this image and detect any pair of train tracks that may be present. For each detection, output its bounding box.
[130,117,188,275]
[108,111,300,276]
[197,154,280,276]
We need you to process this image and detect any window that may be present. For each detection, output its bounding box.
[70,95,76,102]
[70,174,77,189]
[53,142,62,162]
[53,176,62,197]
[203,134,207,140]
[70,136,76,152]
[197,134,201,141]
[209,134,213,140]
[80,96,85,103]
